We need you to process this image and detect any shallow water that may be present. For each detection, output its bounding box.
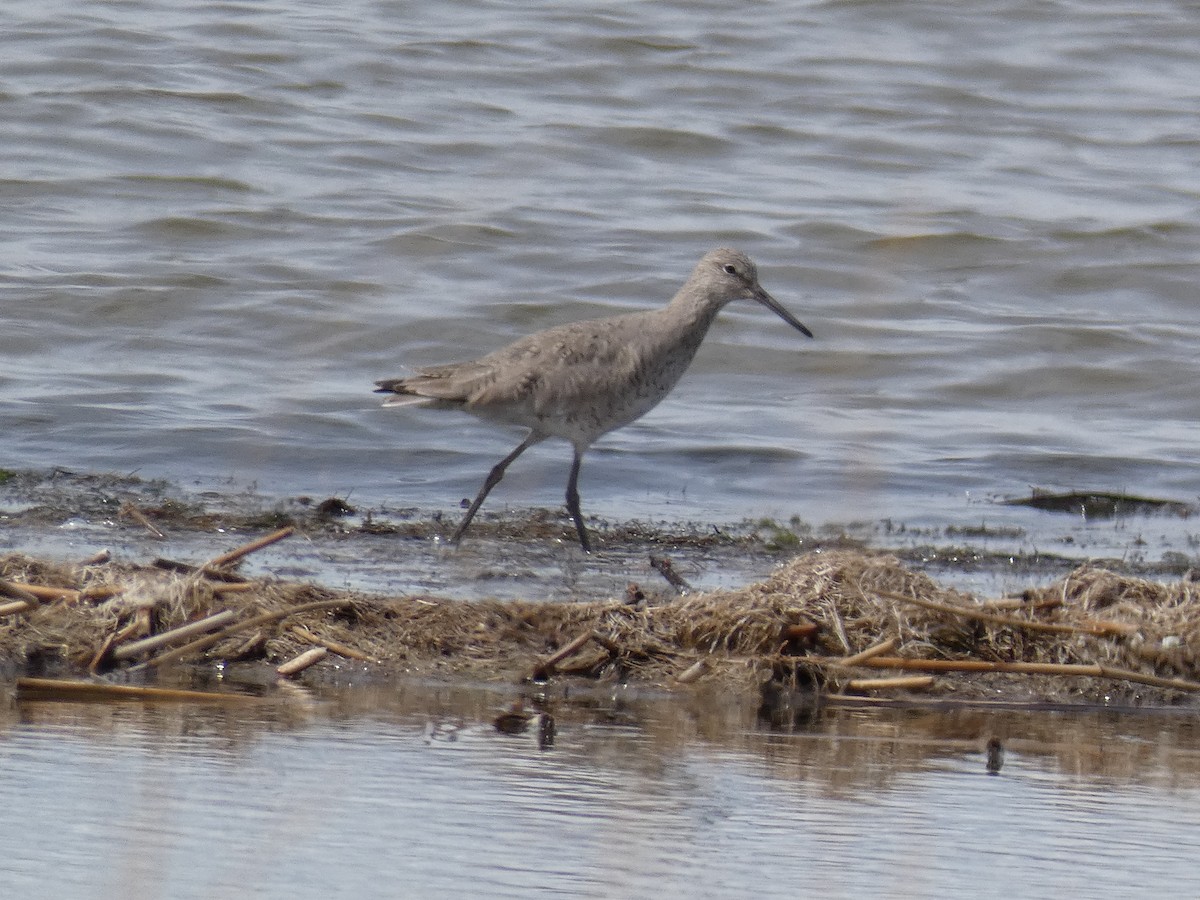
[5,681,1200,899]
[2,0,1198,561]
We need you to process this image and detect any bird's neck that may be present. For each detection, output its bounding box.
[664,290,723,337]
[650,293,723,365]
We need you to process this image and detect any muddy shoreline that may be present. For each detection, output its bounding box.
[2,467,1195,598]
[2,468,1199,709]
[2,531,1199,710]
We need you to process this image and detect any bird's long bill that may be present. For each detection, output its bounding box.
[754,286,813,338]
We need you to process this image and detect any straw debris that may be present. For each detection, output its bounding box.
[3,545,1200,706]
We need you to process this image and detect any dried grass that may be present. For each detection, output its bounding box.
[3,548,1200,705]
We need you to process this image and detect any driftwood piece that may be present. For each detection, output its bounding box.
[291,625,373,662]
[846,675,935,692]
[528,630,595,681]
[12,583,83,603]
[0,579,41,607]
[202,526,295,572]
[93,615,154,672]
[15,677,256,704]
[110,609,240,662]
[0,599,35,617]
[276,646,328,677]
[142,598,352,669]
[838,637,898,666]
[211,581,258,594]
[153,557,250,584]
[79,585,122,602]
[89,632,119,676]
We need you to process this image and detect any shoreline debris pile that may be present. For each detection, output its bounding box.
[3,527,1200,707]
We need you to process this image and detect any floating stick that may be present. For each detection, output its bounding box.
[15,677,256,704]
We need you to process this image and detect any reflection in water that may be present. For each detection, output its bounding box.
[4,678,1200,897]
[986,736,1005,775]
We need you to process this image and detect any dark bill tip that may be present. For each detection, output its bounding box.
[755,287,813,339]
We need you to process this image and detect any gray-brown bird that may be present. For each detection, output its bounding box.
[375,248,813,551]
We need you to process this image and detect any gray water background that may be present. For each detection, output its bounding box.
[6,685,1200,899]
[2,0,1199,554]
[6,6,1200,892]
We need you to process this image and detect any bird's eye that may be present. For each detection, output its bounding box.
[722,264,738,275]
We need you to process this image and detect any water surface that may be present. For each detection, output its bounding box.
[1,0,1198,561]
[4,682,1200,898]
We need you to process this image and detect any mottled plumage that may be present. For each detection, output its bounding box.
[375,248,812,551]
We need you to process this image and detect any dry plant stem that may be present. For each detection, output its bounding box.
[211,582,258,594]
[111,609,240,661]
[589,630,622,655]
[15,677,256,704]
[89,632,118,675]
[95,616,153,671]
[847,656,1200,693]
[824,598,851,655]
[228,630,265,660]
[0,600,34,617]
[529,630,594,680]
[782,623,821,642]
[142,598,351,669]
[276,646,328,677]
[119,501,166,539]
[153,558,257,590]
[838,637,898,666]
[80,585,121,601]
[846,675,935,691]
[1077,618,1141,637]
[869,586,1131,637]
[202,526,295,572]
[291,625,373,662]
[0,579,42,607]
[9,583,82,602]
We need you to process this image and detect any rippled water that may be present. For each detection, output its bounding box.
[5,684,1200,898]
[2,1,1199,550]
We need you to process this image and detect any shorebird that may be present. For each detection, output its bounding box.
[375,248,813,551]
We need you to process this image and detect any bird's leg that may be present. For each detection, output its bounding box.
[565,448,591,553]
[451,433,541,545]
